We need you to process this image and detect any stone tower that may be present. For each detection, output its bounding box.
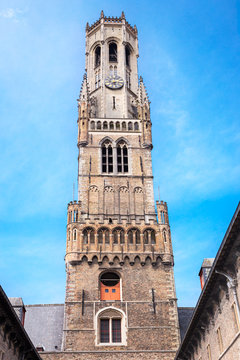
[62,11,180,360]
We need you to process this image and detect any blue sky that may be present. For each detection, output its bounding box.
[0,0,239,306]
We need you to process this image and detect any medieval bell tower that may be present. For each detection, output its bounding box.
[62,11,180,359]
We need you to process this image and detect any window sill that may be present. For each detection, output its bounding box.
[97,342,126,347]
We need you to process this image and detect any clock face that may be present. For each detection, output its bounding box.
[105,75,124,89]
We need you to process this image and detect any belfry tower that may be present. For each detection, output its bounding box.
[63,11,180,359]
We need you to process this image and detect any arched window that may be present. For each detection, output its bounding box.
[125,46,130,67]
[102,141,113,173]
[97,307,126,345]
[128,122,133,130]
[82,227,95,244]
[95,46,101,67]
[143,229,156,244]
[90,121,95,130]
[117,141,128,173]
[134,122,139,131]
[98,228,110,244]
[73,210,78,222]
[73,228,77,241]
[112,227,125,244]
[110,121,114,130]
[114,66,117,75]
[109,65,113,76]
[100,272,120,301]
[109,42,117,62]
[103,121,108,130]
[160,211,165,224]
[163,230,167,243]
[127,228,140,244]
[97,121,101,130]
[122,122,126,130]
[116,122,120,130]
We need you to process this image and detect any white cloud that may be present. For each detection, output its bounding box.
[0,8,27,21]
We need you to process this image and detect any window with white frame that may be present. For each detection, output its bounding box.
[96,308,126,345]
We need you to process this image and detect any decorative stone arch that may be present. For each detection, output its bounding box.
[134,186,144,215]
[104,186,115,216]
[88,185,99,215]
[127,227,141,244]
[99,136,114,146]
[143,228,156,244]
[112,227,125,244]
[118,186,129,215]
[82,226,95,244]
[95,306,127,346]
[116,136,130,147]
[97,227,110,244]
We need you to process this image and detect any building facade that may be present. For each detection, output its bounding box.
[41,10,180,360]
[0,286,41,360]
[175,202,240,360]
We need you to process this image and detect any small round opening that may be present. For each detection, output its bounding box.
[100,272,120,287]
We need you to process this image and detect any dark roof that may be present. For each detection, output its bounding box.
[0,286,41,360]
[175,201,240,359]
[24,304,64,352]
[177,307,195,341]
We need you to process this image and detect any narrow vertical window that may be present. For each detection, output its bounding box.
[134,122,139,130]
[160,211,165,224]
[125,45,130,67]
[112,319,121,342]
[113,96,116,109]
[100,319,109,342]
[102,141,113,173]
[109,42,117,62]
[117,142,128,173]
[128,122,133,130]
[95,46,101,67]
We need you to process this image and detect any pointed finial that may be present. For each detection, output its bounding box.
[121,11,125,19]
[140,76,143,82]
[100,10,104,19]
[86,22,89,31]
[83,73,87,79]
[134,24,138,33]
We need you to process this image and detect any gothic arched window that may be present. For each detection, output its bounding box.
[95,46,101,68]
[109,42,117,62]
[103,121,108,130]
[97,307,126,345]
[73,228,77,241]
[127,228,140,244]
[110,121,114,130]
[91,121,95,130]
[102,141,113,173]
[97,121,101,130]
[122,122,126,130]
[83,227,95,244]
[125,46,131,67]
[143,229,156,244]
[98,228,110,244]
[117,141,128,173]
[112,227,125,244]
[134,122,139,131]
[116,122,120,130]
[128,122,133,130]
